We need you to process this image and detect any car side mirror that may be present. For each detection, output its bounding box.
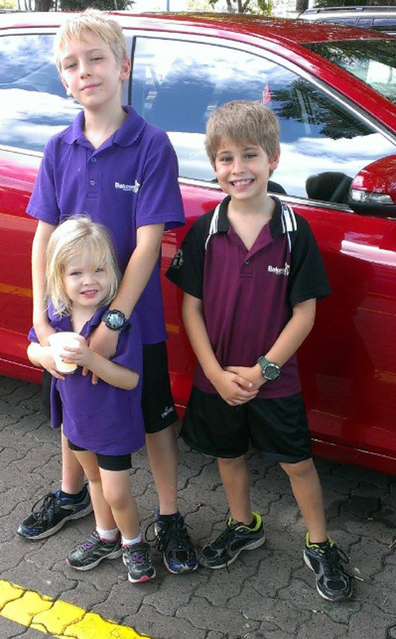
[348,155,396,218]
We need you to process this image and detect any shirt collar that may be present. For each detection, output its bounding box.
[216,195,284,237]
[61,106,146,148]
[48,304,108,337]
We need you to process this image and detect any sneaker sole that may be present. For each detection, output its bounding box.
[164,555,198,574]
[66,547,122,571]
[199,533,266,570]
[128,569,156,583]
[303,551,353,602]
[17,502,93,541]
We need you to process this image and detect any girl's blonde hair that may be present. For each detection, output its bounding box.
[46,215,120,316]
[205,100,280,168]
[54,9,128,72]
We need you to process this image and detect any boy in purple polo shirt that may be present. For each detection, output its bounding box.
[18,10,197,575]
[167,100,353,602]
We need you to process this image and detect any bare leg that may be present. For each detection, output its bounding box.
[100,468,140,539]
[61,429,85,494]
[280,458,327,543]
[218,455,252,524]
[145,424,178,515]
[72,450,116,531]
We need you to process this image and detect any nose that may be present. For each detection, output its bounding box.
[79,60,91,78]
[231,157,245,174]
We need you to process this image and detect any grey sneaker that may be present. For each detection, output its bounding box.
[66,531,122,571]
[304,534,353,601]
[199,512,265,569]
[17,486,92,540]
[122,542,156,583]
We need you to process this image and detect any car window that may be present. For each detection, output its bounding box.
[132,37,396,204]
[0,34,80,152]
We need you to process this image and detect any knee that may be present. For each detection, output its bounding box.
[102,484,129,511]
[281,458,316,480]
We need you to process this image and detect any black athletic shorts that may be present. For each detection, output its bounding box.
[67,439,132,471]
[180,386,312,463]
[42,341,177,435]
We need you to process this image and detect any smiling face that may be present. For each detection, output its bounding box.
[62,252,111,314]
[214,139,279,205]
[59,32,130,112]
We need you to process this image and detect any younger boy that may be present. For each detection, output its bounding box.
[166,100,352,601]
[18,10,197,575]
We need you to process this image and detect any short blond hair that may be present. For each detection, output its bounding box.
[54,9,128,72]
[205,100,280,167]
[46,216,120,317]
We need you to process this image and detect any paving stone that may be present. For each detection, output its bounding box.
[126,603,208,639]
[347,606,396,639]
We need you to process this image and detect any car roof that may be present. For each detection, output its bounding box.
[0,10,390,46]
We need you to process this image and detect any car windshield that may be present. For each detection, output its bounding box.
[305,40,396,105]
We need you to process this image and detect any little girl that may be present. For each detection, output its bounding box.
[27,216,155,583]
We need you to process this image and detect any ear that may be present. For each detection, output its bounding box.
[119,57,131,82]
[270,149,280,172]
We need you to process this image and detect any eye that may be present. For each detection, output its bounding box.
[95,267,104,273]
[245,153,257,159]
[69,270,81,276]
[64,61,77,70]
[91,56,103,62]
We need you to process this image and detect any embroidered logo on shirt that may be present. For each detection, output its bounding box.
[268,262,290,276]
[161,405,175,419]
[114,180,140,193]
[170,248,184,269]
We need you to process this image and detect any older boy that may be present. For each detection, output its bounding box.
[167,100,352,601]
[18,10,197,575]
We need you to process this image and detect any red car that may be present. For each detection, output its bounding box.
[1,11,396,474]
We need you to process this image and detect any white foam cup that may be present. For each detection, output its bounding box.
[48,332,79,373]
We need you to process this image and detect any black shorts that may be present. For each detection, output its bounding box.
[68,439,132,471]
[180,386,312,463]
[42,341,177,435]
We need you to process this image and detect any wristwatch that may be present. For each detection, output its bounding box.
[101,309,129,332]
[257,356,281,381]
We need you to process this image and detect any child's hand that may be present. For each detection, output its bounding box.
[225,364,265,390]
[83,323,119,384]
[39,346,66,380]
[211,369,258,406]
[61,335,92,369]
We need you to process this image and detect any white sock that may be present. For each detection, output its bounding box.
[122,533,142,547]
[96,526,119,542]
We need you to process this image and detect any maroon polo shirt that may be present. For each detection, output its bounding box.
[167,196,331,399]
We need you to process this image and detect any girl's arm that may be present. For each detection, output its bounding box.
[226,298,316,388]
[31,221,57,345]
[27,342,65,380]
[62,336,139,390]
[182,293,257,406]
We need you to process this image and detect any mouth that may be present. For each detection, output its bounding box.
[230,179,253,187]
[81,84,100,91]
[81,289,99,298]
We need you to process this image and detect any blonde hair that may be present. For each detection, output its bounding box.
[54,9,128,72]
[46,216,120,316]
[205,100,280,167]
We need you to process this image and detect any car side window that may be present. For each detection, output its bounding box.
[131,37,395,205]
[0,34,80,152]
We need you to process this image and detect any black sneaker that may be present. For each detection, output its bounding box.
[199,512,265,569]
[146,512,198,574]
[66,531,122,571]
[17,486,92,540]
[304,534,353,602]
[122,542,156,583]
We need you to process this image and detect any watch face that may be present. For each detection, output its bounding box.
[264,364,281,381]
[104,310,126,330]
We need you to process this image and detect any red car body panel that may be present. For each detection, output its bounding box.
[2,12,396,473]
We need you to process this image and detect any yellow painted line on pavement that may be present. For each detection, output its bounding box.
[0,580,148,639]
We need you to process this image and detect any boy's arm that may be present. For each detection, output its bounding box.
[226,298,316,387]
[62,336,139,390]
[31,220,57,345]
[182,293,257,406]
[86,223,164,371]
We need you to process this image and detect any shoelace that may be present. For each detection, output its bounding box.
[125,543,148,566]
[319,544,351,578]
[30,492,57,523]
[146,517,193,553]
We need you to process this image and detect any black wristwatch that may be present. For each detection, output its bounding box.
[257,356,281,381]
[101,309,129,331]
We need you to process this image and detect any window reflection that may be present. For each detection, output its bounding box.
[0,35,79,152]
[132,38,396,204]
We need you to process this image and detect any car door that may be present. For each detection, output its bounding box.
[130,33,396,471]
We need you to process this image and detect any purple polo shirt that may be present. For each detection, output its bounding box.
[27,106,185,345]
[29,306,145,456]
[167,196,331,399]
